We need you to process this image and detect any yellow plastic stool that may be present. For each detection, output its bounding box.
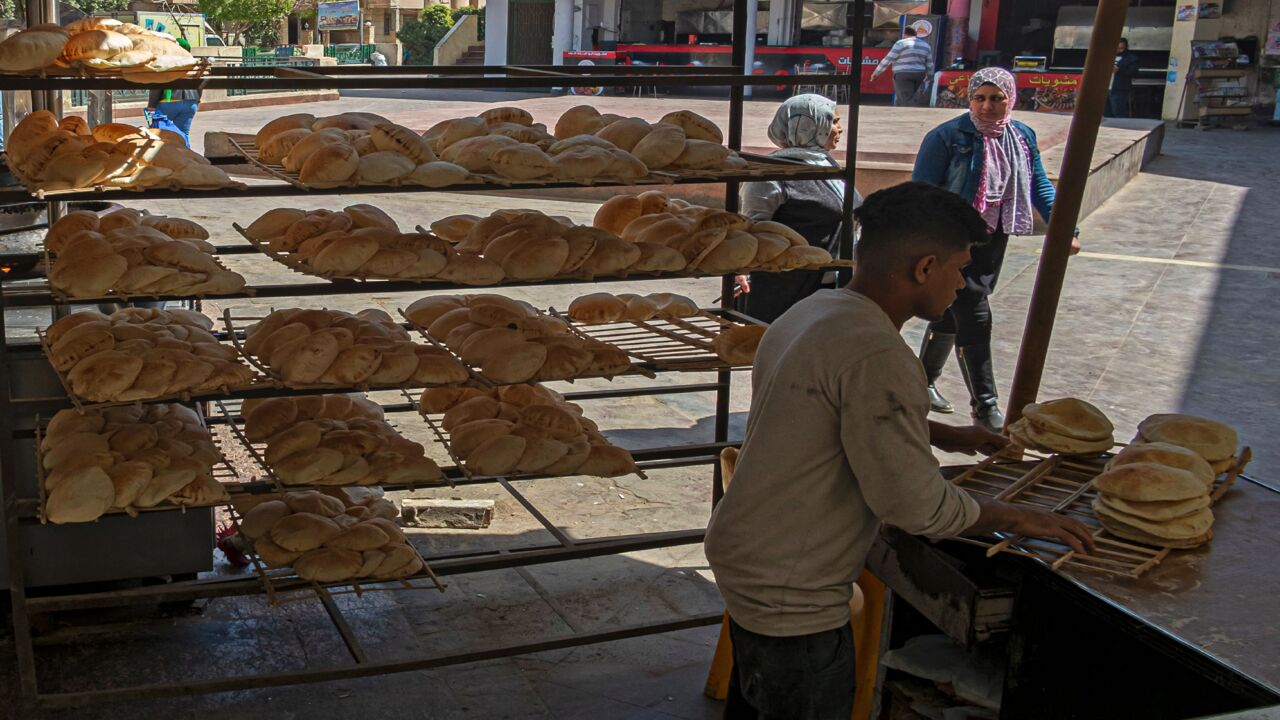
[703,448,888,719]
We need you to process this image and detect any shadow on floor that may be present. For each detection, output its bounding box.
[0,527,725,720]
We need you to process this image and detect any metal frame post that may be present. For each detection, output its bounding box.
[837,0,865,285]
[1004,0,1132,424]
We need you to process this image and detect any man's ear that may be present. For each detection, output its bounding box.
[912,254,937,285]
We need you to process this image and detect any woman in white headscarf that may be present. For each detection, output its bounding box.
[736,94,862,323]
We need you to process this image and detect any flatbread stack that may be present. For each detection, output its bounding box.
[242,307,470,388]
[1131,414,1239,475]
[56,17,197,77]
[424,204,834,283]
[0,18,196,77]
[236,490,423,582]
[421,383,638,478]
[254,112,472,189]
[713,325,766,365]
[591,190,835,273]
[44,307,255,402]
[1006,398,1115,455]
[242,204,454,281]
[4,111,238,192]
[567,291,700,324]
[240,393,441,487]
[405,293,631,383]
[47,207,245,298]
[41,403,229,524]
[1092,462,1214,548]
[550,105,746,174]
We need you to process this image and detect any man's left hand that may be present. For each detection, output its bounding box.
[931,422,1009,455]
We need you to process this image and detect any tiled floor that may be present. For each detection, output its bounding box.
[1,93,1276,718]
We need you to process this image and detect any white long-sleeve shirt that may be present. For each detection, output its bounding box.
[704,289,980,637]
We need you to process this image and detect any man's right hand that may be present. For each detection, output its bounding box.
[733,274,751,297]
[1009,507,1096,555]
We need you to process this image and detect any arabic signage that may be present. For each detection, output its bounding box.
[317,0,360,31]
[932,70,1080,113]
[614,45,895,96]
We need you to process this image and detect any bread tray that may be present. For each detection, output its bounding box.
[222,134,834,190]
[209,396,449,494]
[550,306,763,372]
[398,307,652,386]
[220,308,479,392]
[404,386,646,484]
[35,324,273,413]
[32,405,245,524]
[41,242,254,304]
[2,149,247,200]
[0,58,211,80]
[226,501,445,608]
[948,445,1251,578]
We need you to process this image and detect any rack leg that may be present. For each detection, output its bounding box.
[0,290,40,706]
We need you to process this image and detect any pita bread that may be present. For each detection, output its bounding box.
[1093,499,1214,540]
[1006,418,1113,456]
[1136,414,1237,463]
[1022,398,1114,442]
[1106,442,1215,487]
[1095,493,1210,522]
[1092,462,1207,502]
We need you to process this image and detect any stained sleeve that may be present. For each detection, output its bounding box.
[838,352,980,538]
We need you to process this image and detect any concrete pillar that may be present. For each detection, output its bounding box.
[1162,6,1223,122]
[277,16,289,46]
[552,0,575,64]
[484,0,508,65]
[976,0,999,53]
[364,21,375,44]
[944,0,969,63]
[767,0,799,46]
[744,0,758,97]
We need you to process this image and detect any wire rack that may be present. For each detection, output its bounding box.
[41,242,253,304]
[550,307,759,372]
[0,57,212,80]
[225,134,830,190]
[398,307,651,385]
[220,308,476,392]
[950,446,1252,578]
[35,326,274,413]
[399,387,646,483]
[32,406,245,524]
[224,502,446,607]
[207,396,449,493]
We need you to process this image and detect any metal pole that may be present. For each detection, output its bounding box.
[1004,0,1131,425]
[744,0,758,98]
[713,0,750,504]
[836,0,865,283]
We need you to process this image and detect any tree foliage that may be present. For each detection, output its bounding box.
[65,0,131,16]
[200,0,295,45]
[398,4,453,66]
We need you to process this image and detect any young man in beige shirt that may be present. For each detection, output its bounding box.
[704,182,1093,720]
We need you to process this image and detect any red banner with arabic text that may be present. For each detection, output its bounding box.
[933,70,1080,113]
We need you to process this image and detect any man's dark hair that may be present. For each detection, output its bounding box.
[1118,37,1129,48]
[853,182,988,272]
[903,26,917,36]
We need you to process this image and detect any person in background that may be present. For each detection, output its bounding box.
[734,94,862,323]
[870,26,934,107]
[146,38,201,142]
[368,48,388,66]
[705,182,1094,720]
[1106,38,1139,118]
[911,67,1079,432]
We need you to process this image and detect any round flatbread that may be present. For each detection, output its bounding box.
[1094,492,1210,523]
[1106,441,1215,487]
[1022,398,1114,442]
[1136,414,1237,463]
[1007,418,1113,456]
[1093,462,1207,502]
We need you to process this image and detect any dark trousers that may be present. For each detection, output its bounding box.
[928,231,1009,346]
[892,71,927,107]
[724,618,856,720]
[1105,89,1131,118]
[743,269,828,324]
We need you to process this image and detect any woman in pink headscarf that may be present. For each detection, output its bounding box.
[911,67,1079,432]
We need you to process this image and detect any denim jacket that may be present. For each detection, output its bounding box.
[911,113,1056,225]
